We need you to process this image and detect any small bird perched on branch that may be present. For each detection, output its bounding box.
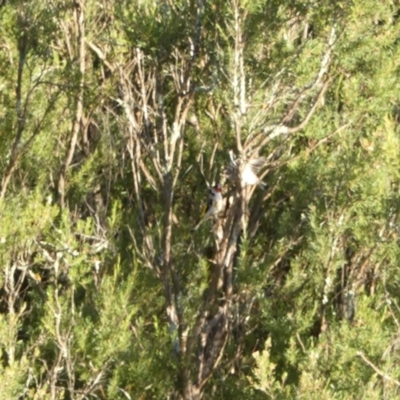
[192,184,223,231]
[224,150,267,188]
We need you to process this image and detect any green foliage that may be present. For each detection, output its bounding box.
[1,0,400,398]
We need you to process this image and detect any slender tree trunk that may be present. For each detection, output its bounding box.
[58,0,85,207]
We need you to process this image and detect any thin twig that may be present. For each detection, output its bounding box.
[357,351,400,387]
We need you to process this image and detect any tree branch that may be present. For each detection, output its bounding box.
[58,2,85,207]
[357,351,400,387]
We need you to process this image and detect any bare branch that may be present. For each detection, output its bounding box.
[244,25,338,154]
[232,0,245,153]
[357,351,400,387]
[85,39,114,72]
[58,2,85,207]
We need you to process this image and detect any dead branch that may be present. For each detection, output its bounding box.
[357,351,400,387]
[244,25,338,155]
[0,16,28,200]
[58,1,85,207]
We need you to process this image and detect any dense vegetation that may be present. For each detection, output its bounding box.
[1,0,400,398]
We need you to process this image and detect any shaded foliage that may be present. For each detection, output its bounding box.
[0,0,400,399]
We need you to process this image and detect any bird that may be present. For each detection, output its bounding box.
[192,184,224,231]
[224,151,267,188]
